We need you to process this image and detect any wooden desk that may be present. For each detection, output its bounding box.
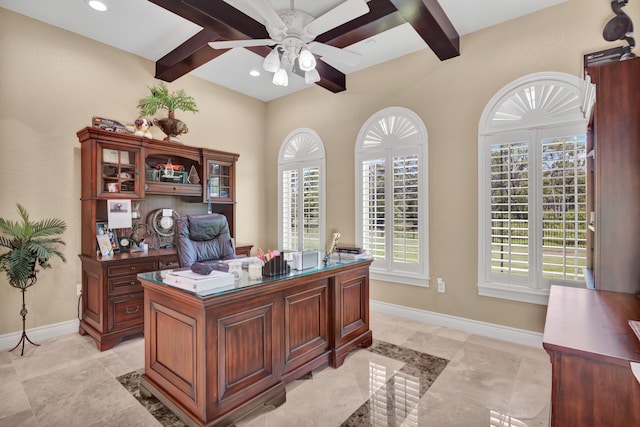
[543,286,640,426]
[138,259,372,427]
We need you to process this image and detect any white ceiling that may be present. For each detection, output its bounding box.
[0,0,567,101]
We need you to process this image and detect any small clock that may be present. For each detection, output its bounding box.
[159,215,174,231]
[119,237,131,251]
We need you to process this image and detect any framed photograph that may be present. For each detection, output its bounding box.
[96,222,119,253]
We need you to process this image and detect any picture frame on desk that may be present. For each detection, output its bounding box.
[96,222,119,253]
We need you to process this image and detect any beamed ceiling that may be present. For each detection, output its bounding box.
[150,0,460,94]
[0,0,569,101]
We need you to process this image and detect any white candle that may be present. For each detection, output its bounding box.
[248,262,262,279]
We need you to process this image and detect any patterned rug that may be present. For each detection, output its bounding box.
[116,340,448,427]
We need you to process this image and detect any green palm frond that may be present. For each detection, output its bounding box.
[137,82,199,117]
[0,204,66,289]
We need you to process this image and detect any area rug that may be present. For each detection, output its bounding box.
[117,340,448,427]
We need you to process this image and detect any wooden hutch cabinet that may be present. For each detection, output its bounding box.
[77,127,250,350]
[544,58,640,426]
[586,57,640,293]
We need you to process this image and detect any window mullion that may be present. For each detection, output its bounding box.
[385,150,394,272]
[530,130,542,290]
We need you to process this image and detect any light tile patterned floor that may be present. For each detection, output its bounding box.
[0,312,550,426]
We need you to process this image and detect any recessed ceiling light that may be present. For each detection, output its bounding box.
[249,70,261,77]
[86,0,108,12]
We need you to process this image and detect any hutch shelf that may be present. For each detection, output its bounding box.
[77,126,250,350]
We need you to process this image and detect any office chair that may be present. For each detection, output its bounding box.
[175,213,236,267]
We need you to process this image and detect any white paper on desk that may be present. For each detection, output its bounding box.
[107,199,132,229]
[631,362,640,385]
[220,257,262,265]
[169,269,233,280]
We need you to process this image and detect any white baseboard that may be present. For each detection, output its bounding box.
[370,300,543,348]
[0,319,80,351]
[0,303,542,352]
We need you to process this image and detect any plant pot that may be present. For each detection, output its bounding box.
[153,112,188,143]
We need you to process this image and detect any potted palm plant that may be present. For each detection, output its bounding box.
[0,204,66,355]
[136,81,199,143]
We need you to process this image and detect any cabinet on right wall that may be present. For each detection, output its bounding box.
[587,57,640,293]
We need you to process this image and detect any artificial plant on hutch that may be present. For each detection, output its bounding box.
[136,81,199,142]
[0,204,66,356]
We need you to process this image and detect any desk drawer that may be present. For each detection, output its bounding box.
[108,260,156,277]
[109,294,144,332]
[108,275,142,296]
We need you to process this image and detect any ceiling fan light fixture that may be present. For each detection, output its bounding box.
[273,68,289,86]
[298,48,316,71]
[305,69,320,85]
[263,48,281,73]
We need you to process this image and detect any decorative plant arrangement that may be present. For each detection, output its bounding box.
[136,82,199,142]
[0,204,66,355]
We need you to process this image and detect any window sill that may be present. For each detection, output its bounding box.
[478,282,549,305]
[371,269,430,287]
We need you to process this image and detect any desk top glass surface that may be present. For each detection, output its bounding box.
[138,256,371,298]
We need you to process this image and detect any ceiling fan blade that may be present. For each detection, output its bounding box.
[307,42,362,66]
[248,0,287,33]
[304,0,370,37]
[208,38,275,49]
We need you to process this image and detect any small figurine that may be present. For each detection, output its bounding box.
[133,118,153,138]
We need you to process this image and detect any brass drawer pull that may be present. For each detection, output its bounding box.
[124,305,140,314]
[130,266,137,272]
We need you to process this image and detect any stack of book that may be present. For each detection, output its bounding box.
[336,246,363,255]
[163,269,235,293]
[333,246,370,260]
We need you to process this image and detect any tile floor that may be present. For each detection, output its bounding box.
[0,312,551,426]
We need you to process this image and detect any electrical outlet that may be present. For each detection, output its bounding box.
[76,284,82,296]
[437,278,445,293]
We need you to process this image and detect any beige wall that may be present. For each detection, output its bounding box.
[264,0,639,333]
[0,9,266,334]
[1,0,637,335]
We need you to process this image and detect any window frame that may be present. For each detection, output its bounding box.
[355,107,429,287]
[278,128,326,253]
[478,72,595,305]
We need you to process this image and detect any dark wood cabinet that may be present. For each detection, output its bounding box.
[543,286,640,426]
[586,57,640,293]
[79,251,178,351]
[77,127,246,350]
[544,58,640,426]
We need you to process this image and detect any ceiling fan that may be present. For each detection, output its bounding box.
[208,0,370,85]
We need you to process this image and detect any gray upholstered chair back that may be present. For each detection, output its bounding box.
[175,213,236,267]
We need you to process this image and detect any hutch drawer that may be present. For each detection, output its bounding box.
[109,294,144,332]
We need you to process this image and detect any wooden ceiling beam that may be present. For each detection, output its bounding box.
[148,0,268,40]
[316,0,405,47]
[389,0,459,60]
[156,30,225,82]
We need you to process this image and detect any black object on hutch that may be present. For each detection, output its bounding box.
[77,127,250,350]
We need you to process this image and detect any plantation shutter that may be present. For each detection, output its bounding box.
[362,158,386,260]
[489,138,530,280]
[278,129,326,254]
[478,72,593,304]
[540,131,587,283]
[392,154,419,264]
[302,167,320,250]
[282,168,299,252]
